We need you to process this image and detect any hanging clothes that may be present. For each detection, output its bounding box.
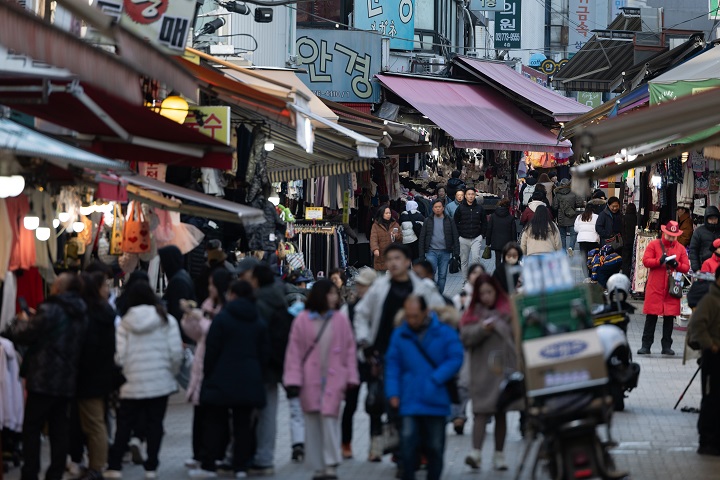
[0,199,13,281]
[0,272,17,333]
[677,162,695,208]
[0,337,24,432]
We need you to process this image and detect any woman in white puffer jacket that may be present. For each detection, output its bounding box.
[400,199,425,261]
[106,280,183,479]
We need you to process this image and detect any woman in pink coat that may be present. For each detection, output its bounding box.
[283,279,359,480]
[639,221,690,356]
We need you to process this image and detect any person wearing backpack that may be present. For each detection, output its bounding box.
[519,172,538,210]
[552,178,584,255]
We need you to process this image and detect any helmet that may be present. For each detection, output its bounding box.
[596,324,629,361]
[606,273,631,302]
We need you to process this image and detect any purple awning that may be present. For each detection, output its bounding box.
[377,74,571,153]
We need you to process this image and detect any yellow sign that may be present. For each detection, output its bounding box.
[305,206,324,220]
[342,191,350,224]
[183,106,231,145]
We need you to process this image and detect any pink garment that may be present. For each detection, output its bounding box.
[181,298,220,405]
[155,210,204,255]
[5,195,36,271]
[283,310,359,417]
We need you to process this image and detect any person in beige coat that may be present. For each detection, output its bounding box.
[520,205,562,256]
[370,207,402,272]
[459,274,519,473]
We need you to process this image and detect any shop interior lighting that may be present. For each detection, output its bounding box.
[268,195,280,206]
[264,141,275,151]
[651,175,662,188]
[72,221,86,233]
[58,207,71,223]
[35,225,51,242]
[23,200,39,230]
[431,148,439,158]
[52,218,60,228]
[681,151,689,163]
[159,94,190,124]
[79,203,95,216]
[0,175,25,198]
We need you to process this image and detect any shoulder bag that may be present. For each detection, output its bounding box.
[659,241,683,299]
[409,336,460,404]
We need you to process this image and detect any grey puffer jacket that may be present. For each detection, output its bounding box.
[553,186,584,227]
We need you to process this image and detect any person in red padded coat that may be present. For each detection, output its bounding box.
[701,239,720,274]
[638,221,690,356]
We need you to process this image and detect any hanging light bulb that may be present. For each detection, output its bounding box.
[264,141,275,152]
[95,202,113,214]
[53,218,60,228]
[24,201,39,230]
[58,210,71,223]
[159,94,189,124]
[35,226,51,241]
[72,221,86,233]
[6,176,25,197]
[79,204,94,216]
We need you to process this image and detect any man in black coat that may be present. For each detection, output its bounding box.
[454,188,487,277]
[486,199,518,270]
[5,273,88,480]
[596,196,623,247]
[689,206,720,271]
[159,245,196,343]
[418,199,460,294]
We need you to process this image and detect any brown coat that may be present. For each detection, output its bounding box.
[370,220,402,271]
[460,305,519,414]
[677,211,694,247]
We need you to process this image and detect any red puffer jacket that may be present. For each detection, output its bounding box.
[642,238,690,316]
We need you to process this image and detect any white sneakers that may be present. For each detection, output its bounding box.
[104,471,122,479]
[145,472,157,479]
[184,458,199,469]
[464,449,482,469]
[567,247,574,258]
[493,451,509,471]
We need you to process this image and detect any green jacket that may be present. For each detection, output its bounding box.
[688,282,720,351]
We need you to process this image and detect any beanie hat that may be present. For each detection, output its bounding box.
[406,200,418,212]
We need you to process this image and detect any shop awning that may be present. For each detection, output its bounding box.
[649,45,720,103]
[0,118,129,172]
[0,79,234,169]
[553,37,636,93]
[377,74,571,153]
[452,57,591,123]
[0,1,197,104]
[268,159,371,182]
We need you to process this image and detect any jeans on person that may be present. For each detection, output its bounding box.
[426,249,452,294]
[108,396,169,472]
[641,314,674,350]
[253,383,279,467]
[400,416,446,480]
[21,393,71,480]
[459,235,483,278]
[558,225,577,250]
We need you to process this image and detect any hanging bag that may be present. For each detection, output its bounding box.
[110,203,124,255]
[122,201,151,254]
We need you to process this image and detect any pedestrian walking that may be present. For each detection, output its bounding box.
[400,200,425,261]
[638,221,690,356]
[107,280,183,479]
[588,190,607,215]
[454,188,487,278]
[687,269,720,456]
[689,207,720,271]
[596,196,623,249]
[5,273,88,480]
[485,199,517,270]
[621,203,638,277]
[519,171,538,211]
[445,190,464,219]
[520,205,562,256]
[460,274,519,472]
[339,268,378,460]
[519,191,553,227]
[445,170,466,199]
[190,280,270,479]
[283,280,359,480]
[384,295,464,480]
[370,207,403,273]
[575,204,600,261]
[537,173,555,206]
[492,243,523,294]
[329,268,350,306]
[419,199,460,294]
[552,178,584,255]
[159,245,197,343]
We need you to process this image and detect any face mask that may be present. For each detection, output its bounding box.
[709,222,719,232]
[715,252,720,259]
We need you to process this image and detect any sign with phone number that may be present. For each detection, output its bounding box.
[494,0,521,50]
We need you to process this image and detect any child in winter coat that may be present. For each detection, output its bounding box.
[283,280,359,480]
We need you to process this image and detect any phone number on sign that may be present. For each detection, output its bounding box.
[312,90,352,99]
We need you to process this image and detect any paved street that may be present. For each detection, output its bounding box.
[6,264,720,479]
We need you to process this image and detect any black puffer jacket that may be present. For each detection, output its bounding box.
[689,206,720,271]
[159,246,196,343]
[247,198,286,252]
[596,206,622,244]
[256,282,291,384]
[454,200,487,239]
[77,302,117,398]
[201,298,270,407]
[486,207,518,252]
[446,177,466,198]
[553,186,584,227]
[8,293,87,397]
[418,215,460,258]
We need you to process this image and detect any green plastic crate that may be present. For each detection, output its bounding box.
[514,286,594,341]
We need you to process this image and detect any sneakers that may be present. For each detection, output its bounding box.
[368,436,383,462]
[104,471,122,479]
[465,449,482,470]
[452,417,466,435]
[637,347,651,355]
[493,451,509,471]
[341,443,353,459]
[247,465,274,476]
[235,472,248,479]
[188,469,217,478]
[77,470,104,480]
[662,348,676,356]
[128,437,145,465]
[145,472,157,479]
[184,459,199,469]
[291,443,305,463]
[567,247,574,258]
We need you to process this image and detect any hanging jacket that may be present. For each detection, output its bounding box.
[622,213,638,250]
[552,186,583,227]
[116,305,183,399]
[454,200,487,239]
[400,210,425,244]
[642,238,690,316]
[677,211,693,248]
[418,215,460,258]
[689,206,720,271]
[486,206,517,252]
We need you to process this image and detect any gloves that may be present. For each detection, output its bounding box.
[285,386,300,399]
[667,259,679,269]
[659,254,667,265]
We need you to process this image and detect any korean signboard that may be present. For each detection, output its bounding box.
[577,91,602,109]
[88,0,196,53]
[494,0,521,50]
[296,29,382,103]
[521,65,549,88]
[354,0,415,50]
[569,0,596,53]
[0,45,72,79]
[470,0,505,12]
[184,106,232,145]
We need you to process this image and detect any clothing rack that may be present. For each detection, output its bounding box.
[293,224,349,277]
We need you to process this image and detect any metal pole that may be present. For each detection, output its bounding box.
[674,364,702,410]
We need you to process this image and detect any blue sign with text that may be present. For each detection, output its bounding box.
[354,0,415,51]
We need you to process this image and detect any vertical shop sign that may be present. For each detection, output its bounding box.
[342,190,350,224]
[494,0,521,50]
[469,0,505,12]
[183,106,232,145]
[296,29,382,103]
[569,0,596,53]
[354,0,415,50]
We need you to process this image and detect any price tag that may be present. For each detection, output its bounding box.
[305,206,324,220]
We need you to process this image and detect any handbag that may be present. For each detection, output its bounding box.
[365,377,386,415]
[482,245,492,259]
[449,255,461,274]
[382,424,400,454]
[659,241,683,299]
[606,233,623,251]
[122,201,151,254]
[110,203,124,255]
[409,337,461,404]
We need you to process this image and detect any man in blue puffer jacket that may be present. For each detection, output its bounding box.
[385,295,464,480]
